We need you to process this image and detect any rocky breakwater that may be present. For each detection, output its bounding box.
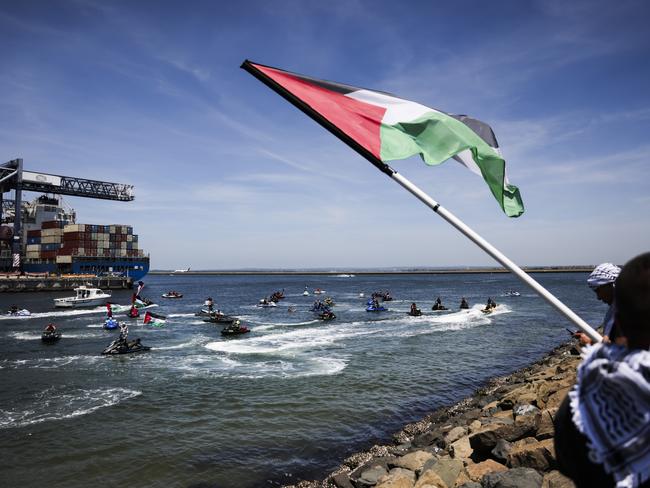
[286,343,581,488]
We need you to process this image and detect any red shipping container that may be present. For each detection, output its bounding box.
[41,250,56,259]
[27,229,42,238]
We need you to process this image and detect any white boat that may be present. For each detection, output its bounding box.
[53,286,112,308]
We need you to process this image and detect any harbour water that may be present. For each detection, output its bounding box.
[0,272,604,487]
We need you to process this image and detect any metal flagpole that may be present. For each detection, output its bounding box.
[389,170,602,343]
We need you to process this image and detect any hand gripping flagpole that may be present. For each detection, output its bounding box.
[389,170,602,343]
[241,60,603,343]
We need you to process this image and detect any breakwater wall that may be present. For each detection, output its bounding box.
[153,267,593,276]
[285,342,580,488]
[0,275,134,292]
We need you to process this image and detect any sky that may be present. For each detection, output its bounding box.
[1,0,649,270]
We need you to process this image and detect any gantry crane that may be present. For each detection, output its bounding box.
[0,158,135,270]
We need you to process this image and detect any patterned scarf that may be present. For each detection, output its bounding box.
[588,263,621,289]
[570,343,650,487]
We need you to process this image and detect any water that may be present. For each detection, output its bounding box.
[0,273,604,487]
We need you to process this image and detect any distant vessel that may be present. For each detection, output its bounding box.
[173,267,190,273]
[4,196,149,280]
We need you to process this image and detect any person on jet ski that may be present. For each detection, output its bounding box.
[9,305,18,314]
[460,297,469,309]
[410,303,420,315]
[44,323,57,333]
[486,297,496,309]
[118,322,129,344]
[205,297,214,311]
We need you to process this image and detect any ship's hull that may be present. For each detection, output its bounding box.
[23,257,149,281]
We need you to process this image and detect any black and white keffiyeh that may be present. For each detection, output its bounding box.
[588,263,622,289]
[570,343,650,487]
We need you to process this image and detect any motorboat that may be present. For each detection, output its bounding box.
[161,291,183,299]
[54,286,112,308]
[102,338,150,355]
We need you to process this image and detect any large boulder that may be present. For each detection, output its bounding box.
[350,458,394,487]
[469,416,537,457]
[542,470,576,488]
[450,436,473,460]
[418,458,464,488]
[482,467,543,488]
[376,468,416,488]
[391,451,435,473]
[332,472,355,488]
[465,459,508,482]
[534,410,556,441]
[444,426,468,446]
[506,438,555,471]
[413,429,445,448]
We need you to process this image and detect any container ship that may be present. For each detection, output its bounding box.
[10,195,149,280]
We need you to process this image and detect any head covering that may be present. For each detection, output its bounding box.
[588,263,621,289]
[570,344,650,487]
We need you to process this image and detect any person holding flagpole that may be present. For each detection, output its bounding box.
[554,252,650,488]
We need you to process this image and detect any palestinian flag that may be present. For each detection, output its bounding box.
[242,61,524,217]
[143,311,166,327]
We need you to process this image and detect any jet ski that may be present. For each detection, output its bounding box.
[408,309,422,317]
[431,304,448,311]
[318,311,336,321]
[41,329,62,343]
[161,291,183,298]
[221,324,250,336]
[203,314,237,325]
[195,308,215,317]
[7,308,31,317]
[104,317,120,330]
[257,299,276,307]
[102,338,150,355]
[366,298,388,312]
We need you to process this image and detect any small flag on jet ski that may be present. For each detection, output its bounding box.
[143,311,166,327]
[242,60,524,217]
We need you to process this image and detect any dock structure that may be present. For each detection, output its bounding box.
[0,274,133,292]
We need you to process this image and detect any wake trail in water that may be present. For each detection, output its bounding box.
[0,387,141,429]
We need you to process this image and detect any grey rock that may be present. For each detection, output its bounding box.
[469,415,536,457]
[412,429,444,448]
[513,404,541,418]
[420,458,464,488]
[332,472,355,488]
[459,483,482,488]
[357,465,388,486]
[490,439,513,463]
[482,467,543,488]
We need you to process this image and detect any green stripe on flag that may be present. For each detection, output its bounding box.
[380,112,524,217]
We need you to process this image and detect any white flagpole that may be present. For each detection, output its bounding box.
[390,171,603,343]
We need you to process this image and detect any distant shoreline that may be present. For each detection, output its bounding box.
[150,266,593,276]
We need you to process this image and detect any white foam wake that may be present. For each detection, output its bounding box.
[0,387,141,429]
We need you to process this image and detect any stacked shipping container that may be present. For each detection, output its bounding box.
[23,221,145,265]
